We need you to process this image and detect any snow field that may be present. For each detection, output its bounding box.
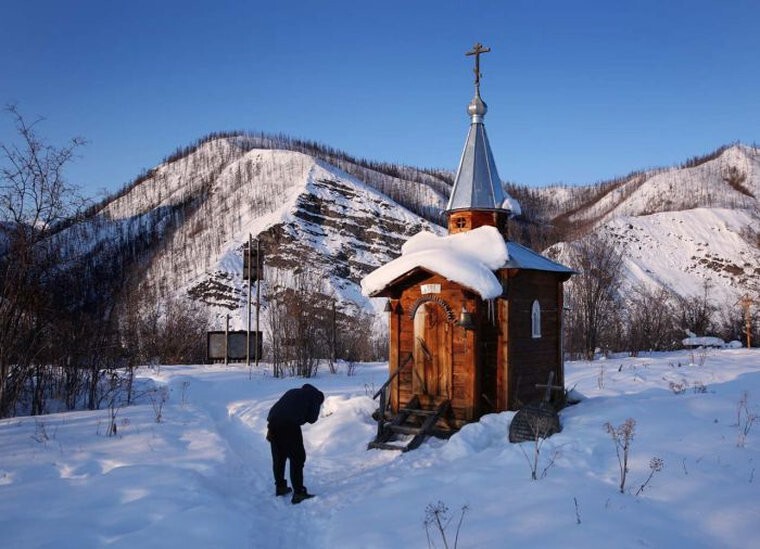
[0,349,758,548]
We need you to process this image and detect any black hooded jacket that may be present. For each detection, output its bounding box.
[267,384,325,426]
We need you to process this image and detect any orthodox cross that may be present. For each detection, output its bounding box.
[738,294,755,348]
[535,371,564,403]
[466,42,491,90]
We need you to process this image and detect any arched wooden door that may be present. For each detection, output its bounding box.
[412,302,452,404]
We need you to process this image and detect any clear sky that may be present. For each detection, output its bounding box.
[2,0,758,200]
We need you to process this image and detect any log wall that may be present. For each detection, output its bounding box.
[505,269,565,409]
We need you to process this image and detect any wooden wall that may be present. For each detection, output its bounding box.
[447,210,509,237]
[504,269,565,409]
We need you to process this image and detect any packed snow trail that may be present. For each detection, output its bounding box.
[158,364,399,548]
[160,367,327,548]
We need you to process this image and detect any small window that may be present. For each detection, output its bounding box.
[531,300,541,339]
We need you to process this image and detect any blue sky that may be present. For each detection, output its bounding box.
[1,0,758,199]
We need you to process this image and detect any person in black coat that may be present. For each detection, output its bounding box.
[267,383,325,504]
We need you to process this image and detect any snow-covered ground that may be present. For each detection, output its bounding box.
[1,349,758,548]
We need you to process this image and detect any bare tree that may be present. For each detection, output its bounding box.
[0,105,85,231]
[263,268,382,378]
[564,234,624,360]
[675,280,717,337]
[119,287,208,367]
[624,284,680,355]
[0,105,85,417]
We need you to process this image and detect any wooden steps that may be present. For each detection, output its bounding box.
[368,397,454,452]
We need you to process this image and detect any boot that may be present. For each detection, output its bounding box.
[291,487,315,504]
[275,484,292,497]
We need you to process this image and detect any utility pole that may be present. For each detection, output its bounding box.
[246,233,252,367]
[256,237,261,367]
[331,300,337,366]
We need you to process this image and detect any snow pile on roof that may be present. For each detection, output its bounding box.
[361,225,507,299]
[682,336,725,348]
[501,196,522,216]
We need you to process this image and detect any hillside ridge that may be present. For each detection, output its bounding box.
[55,139,760,331]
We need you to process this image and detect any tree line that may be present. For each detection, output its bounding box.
[559,234,758,360]
[0,106,211,418]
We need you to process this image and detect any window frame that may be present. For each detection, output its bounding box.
[531,299,541,339]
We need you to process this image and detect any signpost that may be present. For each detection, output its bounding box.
[207,331,263,363]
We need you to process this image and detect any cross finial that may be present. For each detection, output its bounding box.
[466,42,491,90]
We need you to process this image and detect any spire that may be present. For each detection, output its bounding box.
[446,43,510,215]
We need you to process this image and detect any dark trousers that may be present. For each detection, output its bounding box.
[268,421,306,492]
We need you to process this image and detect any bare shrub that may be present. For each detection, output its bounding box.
[31,420,52,444]
[423,500,469,549]
[104,372,123,437]
[180,381,190,406]
[106,401,120,437]
[736,392,758,448]
[518,413,561,480]
[689,348,709,367]
[605,418,636,493]
[573,497,581,525]
[635,457,664,496]
[149,386,169,423]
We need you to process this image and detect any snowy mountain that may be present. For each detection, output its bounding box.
[61,135,446,329]
[59,138,759,330]
[532,144,760,305]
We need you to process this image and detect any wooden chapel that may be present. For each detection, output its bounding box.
[362,44,574,450]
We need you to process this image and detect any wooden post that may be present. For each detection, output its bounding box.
[224,314,229,366]
[255,237,261,367]
[377,387,387,440]
[389,301,401,412]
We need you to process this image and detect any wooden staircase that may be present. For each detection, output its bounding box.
[368,395,453,452]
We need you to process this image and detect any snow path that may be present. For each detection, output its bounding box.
[160,369,325,547]
[154,365,398,548]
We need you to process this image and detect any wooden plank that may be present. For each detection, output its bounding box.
[368,441,406,451]
[404,400,451,451]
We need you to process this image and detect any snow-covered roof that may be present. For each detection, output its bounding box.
[505,241,576,274]
[361,226,574,299]
[361,226,507,299]
[682,336,725,348]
